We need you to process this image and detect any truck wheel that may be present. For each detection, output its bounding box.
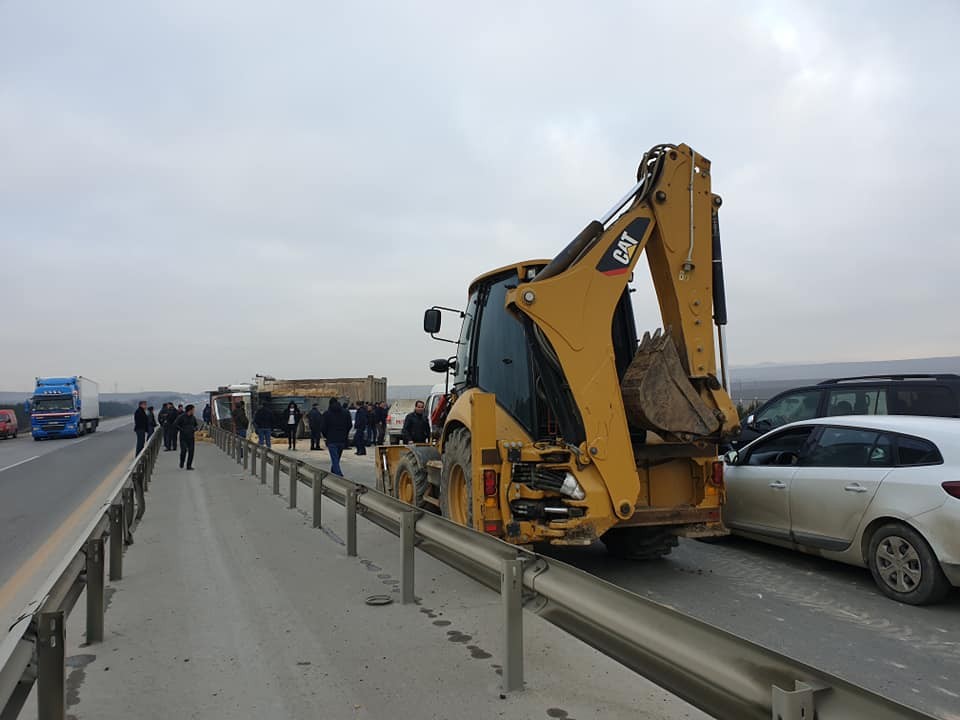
[440,428,474,528]
[395,454,429,508]
[601,527,678,560]
[867,522,950,605]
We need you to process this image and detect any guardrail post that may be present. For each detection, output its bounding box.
[236,435,243,465]
[260,448,267,484]
[289,461,299,509]
[122,487,135,544]
[273,457,281,495]
[346,487,358,557]
[133,468,145,520]
[312,472,324,528]
[37,610,65,720]
[501,558,524,693]
[400,509,415,604]
[85,537,105,644]
[242,439,249,470]
[109,504,124,580]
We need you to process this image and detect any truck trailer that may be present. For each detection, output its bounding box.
[30,376,100,440]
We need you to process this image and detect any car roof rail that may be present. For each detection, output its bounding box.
[818,373,960,385]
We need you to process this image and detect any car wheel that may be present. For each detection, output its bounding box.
[867,523,951,605]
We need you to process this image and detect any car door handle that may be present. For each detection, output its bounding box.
[768,481,787,489]
[844,483,868,493]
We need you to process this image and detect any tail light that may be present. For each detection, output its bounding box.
[710,461,724,487]
[942,481,960,499]
[387,414,392,423]
[483,469,498,496]
[484,520,502,534]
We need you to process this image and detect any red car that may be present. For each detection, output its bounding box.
[0,409,18,439]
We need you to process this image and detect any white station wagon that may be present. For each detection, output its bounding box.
[723,415,960,605]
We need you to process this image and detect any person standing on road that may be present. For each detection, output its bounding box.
[234,401,249,459]
[158,403,171,450]
[146,405,157,440]
[365,403,377,445]
[353,402,368,455]
[321,398,351,476]
[254,403,273,447]
[284,401,302,450]
[174,404,199,470]
[401,400,429,444]
[134,401,149,454]
[171,405,184,451]
[308,403,324,451]
[202,403,212,426]
[376,401,388,445]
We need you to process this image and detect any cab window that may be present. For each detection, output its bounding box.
[826,388,887,416]
[754,391,821,431]
[744,426,816,466]
[803,427,881,468]
[894,435,943,466]
[891,387,957,417]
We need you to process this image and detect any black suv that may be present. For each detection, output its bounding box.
[734,374,960,447]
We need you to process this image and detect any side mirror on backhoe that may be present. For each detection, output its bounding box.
[723,449,739,466]
[430,358,455,373]
[423,308,442,334]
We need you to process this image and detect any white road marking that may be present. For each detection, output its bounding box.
[0,456,40,474]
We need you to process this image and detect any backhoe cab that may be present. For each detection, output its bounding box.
[376,143,739,558]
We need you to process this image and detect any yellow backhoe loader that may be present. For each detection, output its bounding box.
[377,143,739,558]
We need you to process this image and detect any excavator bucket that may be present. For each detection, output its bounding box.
[621,329,720,439]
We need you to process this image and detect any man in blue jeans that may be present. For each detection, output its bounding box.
[253,403,273,447]
[321,398,352,476]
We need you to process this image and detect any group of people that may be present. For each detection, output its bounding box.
[132,401,208,471]
[349,400,388,455]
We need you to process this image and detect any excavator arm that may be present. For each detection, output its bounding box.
[505,143,739,520]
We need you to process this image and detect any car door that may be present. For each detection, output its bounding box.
[725,426,817,540]
[788,427,892,551]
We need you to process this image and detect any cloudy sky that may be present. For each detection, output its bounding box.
[1,1,958,393]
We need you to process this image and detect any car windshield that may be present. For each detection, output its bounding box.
[32,396,74,412]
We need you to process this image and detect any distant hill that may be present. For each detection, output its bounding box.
[728,356,960,404]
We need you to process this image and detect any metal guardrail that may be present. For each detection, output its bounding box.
[0,429,162,720]
[212,427,934,720]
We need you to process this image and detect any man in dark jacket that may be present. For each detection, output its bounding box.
[253,404,273,447]
[146,406,157,439]
[353,403,368,455]
[375,401,388,444]
[174,404,200,470]
[134,401,149,454]
[401,401,429,444]
[321,398,351,476]
[308,403,324,451]
[170,405,184,451]
[234,401,249,459]
[202,403,212,425]
[158,403,171,450]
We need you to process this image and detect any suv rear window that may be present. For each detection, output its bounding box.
[895,435,943,466]
[891,387,957,417]
[0,411,11,421]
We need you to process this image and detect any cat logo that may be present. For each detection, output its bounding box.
[595,218,650,276]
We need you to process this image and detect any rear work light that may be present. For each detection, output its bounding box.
[942,481,960,499]
[710,461,724,487]
[483,469,498,496]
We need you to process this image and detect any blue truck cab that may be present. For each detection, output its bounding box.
[31,376,101,440]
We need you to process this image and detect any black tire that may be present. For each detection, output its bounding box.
[867,522,951,605]
[394,453,430,509]
[439,428,474,528]
[601,527,679,560]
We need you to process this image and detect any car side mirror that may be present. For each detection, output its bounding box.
[745,413,756,429]
[723,449,739,466]
[423,309,442,334]
[429,358,451,373]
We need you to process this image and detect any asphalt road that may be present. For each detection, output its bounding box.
[543,537,960,719]
[291,448,960,719]
[0,418,135,626]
